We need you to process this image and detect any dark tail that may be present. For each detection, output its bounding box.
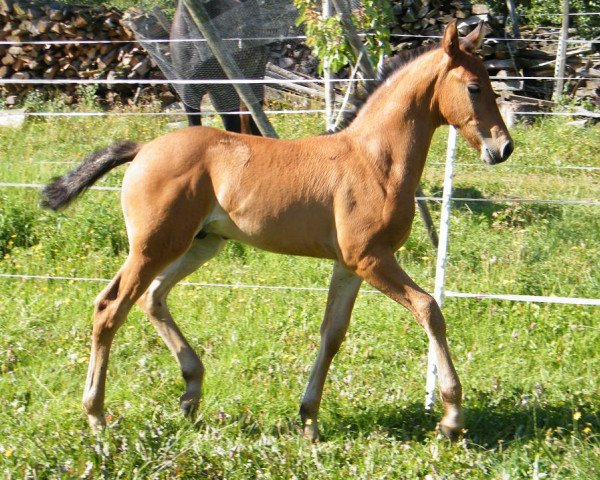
[41,140,142,211]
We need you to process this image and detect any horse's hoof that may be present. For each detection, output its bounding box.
[437,422,462,442]
[180,394,199,419]
[302,419,320,443]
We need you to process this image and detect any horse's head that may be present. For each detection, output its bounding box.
[436,21,513,164]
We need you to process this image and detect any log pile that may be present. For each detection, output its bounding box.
[0,0,166,105]
[391,0,492,37]
[511,26,600,107]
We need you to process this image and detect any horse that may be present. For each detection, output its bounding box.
[41,21,513,441]
[170,0,267,134]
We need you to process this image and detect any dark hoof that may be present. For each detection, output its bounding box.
[180,394,199,419]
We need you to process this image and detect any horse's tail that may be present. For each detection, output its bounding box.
[41,140,142,211]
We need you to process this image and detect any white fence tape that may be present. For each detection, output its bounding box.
[2,182,598,206]
[2,32,600,47]
[0,274,598,306]
[1,109,599,119]
[0,74,594,86]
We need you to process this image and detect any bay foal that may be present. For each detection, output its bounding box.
[42,21,512,440]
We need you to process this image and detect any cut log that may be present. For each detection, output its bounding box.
[43,64,58,79]
[2,53,14,65]
[471,4,489,15]
[10,70,30,79]
[0,1,15,15]
[11,1,26,18]
[47,8,64,22]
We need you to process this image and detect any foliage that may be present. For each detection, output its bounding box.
[294,0,394,73]
[523,0,600,38]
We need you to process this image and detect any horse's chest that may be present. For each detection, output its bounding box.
[382,200,416,249]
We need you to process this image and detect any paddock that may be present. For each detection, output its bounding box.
[1,9,600,477]
[0,97,598,475]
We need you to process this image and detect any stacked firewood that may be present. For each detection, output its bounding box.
[0,0,161,104]
[509,26,599,107]
[391,0,491,36]
[390,1,599,108]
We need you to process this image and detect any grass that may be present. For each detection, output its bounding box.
[0,106,599,478]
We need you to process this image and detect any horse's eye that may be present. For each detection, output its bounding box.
[468,83,481,94]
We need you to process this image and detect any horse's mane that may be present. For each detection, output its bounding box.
[335,43,439,131]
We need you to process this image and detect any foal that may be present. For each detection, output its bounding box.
[42,21,512,441]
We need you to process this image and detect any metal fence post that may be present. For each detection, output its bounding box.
[425,126,457,409]
[554,0,570,100]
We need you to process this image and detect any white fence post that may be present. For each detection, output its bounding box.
[425,126,457,410]
[322,0,335,131]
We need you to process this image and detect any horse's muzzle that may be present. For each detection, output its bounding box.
[482,138,513,165]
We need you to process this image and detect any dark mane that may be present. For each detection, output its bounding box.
[335,43,439,131]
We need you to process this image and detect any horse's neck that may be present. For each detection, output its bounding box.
[346,52,442,192]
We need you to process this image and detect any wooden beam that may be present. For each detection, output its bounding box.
[505,0,521,39]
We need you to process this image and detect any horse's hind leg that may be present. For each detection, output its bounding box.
[83,250,181,431]
[137,234,225,418]
[300,262,362,441]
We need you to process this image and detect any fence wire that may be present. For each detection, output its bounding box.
[1,21,599,309]
[2,31,600,46]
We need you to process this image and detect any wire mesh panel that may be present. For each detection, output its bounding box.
[128,0,300,125]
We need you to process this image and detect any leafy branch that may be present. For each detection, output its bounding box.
[294,0,394,73]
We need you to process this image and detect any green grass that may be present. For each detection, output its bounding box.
[0,110,599,479]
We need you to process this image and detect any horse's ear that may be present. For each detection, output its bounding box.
[442,20,460,57]
[462,20,486,52]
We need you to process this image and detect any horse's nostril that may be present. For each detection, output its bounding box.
[502,140,514,160]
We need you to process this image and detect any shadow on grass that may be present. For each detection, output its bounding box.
[327,394,597,447]
[428,185,563,225]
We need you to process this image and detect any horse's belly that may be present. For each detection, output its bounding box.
[202,204,337,259]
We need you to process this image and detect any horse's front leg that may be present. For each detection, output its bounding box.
[354,250,464,440]
[300,262,362,441]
